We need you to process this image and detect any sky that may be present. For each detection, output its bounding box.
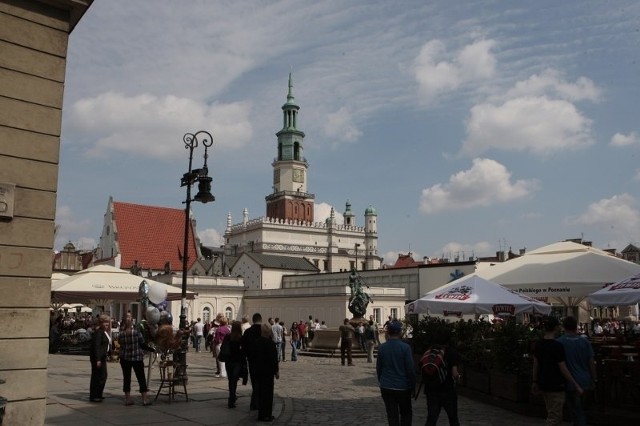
[56,0,640,264]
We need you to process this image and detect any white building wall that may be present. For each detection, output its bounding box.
[225,215,380,272]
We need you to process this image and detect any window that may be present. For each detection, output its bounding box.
[225,306,233,321]
[323,260,328,271]
[390,308,398,320]
[373,308,381,325]
[202,307,211,323]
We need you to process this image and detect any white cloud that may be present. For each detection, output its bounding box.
[419,158,538,214]
[413,39,496,102]
[461,70,599,156]
[54,205,96,250]
[198,228,225,247]
[324,106,363,144]
[503,69,601,102]
[610,132,640,147]
[436,241,493,260]
[462,96,594,156]
[314,202,345,224]
[568,194,640,246]
[66,92,253,159]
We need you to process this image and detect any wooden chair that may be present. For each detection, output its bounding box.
[155,360,188,402]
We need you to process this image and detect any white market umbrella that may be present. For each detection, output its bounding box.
[588,272,640,306]
[51,264,195,304]
[476,241,640,305]
[405,275,551,316]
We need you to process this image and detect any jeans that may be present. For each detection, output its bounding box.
[290,340,298,361]
[380,388,412,426]
[565,390,587,426]
[425,388,459,426]
[274,341,282,362]
[195,335,202,352]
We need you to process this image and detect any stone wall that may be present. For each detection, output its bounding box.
[0,1,91,423]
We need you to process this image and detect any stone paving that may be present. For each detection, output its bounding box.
[45,350,561,425]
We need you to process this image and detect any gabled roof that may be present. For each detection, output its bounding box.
[388,253,422,269]
[240,252,319,272]
[113,201,198,272]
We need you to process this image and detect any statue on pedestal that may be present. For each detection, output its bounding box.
[348,268,372,319]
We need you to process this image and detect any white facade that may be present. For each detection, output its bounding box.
[225,213,379,273]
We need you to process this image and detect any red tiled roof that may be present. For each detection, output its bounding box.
[388,254,422,268]
[113,201,198,272]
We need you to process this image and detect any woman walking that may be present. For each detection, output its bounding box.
[214,317,231,378]
[222,321,247,408]
[289,322,300,361]
[118,316,153,406]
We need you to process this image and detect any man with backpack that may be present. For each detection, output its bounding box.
[420,329,461,426]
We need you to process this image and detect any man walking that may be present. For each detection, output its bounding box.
[241,312,263,411]
[339,318,356,366]
[557,316,597,426]
[376,320,416,426]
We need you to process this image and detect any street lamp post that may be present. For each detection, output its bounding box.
[176,131,215,371]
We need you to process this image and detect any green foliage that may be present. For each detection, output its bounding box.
[409,316,454,355]
[410,316,542,374]
[490,320,539,374]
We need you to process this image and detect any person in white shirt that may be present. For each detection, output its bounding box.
[593,322,603,335]
[194,318,204,352]
[241,315,251,334]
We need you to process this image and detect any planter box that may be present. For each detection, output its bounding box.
[464,368,491,394]
[490,369,530,402]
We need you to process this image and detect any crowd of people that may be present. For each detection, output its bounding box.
[82,310,336,422]
[64,308,630,425]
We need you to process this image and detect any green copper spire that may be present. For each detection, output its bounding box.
[286,72,295,105]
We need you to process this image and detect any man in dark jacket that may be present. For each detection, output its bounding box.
[89,314,111,402]
[240,312,263,411]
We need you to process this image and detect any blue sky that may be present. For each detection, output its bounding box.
[56,0,640,263]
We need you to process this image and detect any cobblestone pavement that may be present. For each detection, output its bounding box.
[271,356,552,426]
[46,351,560,425]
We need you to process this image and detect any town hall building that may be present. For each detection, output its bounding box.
[224,73,382,274]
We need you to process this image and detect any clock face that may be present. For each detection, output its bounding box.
[293,169,304,183]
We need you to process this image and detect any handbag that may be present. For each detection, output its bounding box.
[218,336,231,362]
